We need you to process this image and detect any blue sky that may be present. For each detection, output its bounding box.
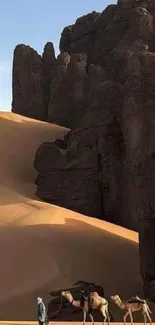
[0,0,116,111]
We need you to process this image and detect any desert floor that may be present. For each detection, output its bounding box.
[0,112,154,322]
[1,323,155,325]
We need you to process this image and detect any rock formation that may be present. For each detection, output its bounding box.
[12,0,155,303]
[48,52,90,128]
[12,44,45,120]
[42,42,57,119]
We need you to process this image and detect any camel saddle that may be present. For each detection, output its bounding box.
[80,290,92,311]
[127,296,146,304]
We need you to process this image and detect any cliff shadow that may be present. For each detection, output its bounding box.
[0,217,148,321]
[0,114,69,205]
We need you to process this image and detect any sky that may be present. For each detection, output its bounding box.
[0,0,116,111]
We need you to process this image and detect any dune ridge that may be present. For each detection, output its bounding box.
[0,112,154,321]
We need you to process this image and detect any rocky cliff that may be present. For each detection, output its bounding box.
[12,0,155,303]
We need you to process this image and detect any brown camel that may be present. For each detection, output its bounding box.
[111,294,152,325]
[61,290,110,325]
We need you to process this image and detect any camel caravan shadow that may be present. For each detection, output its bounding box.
[47,280,114,322]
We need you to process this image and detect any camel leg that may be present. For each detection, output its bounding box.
[128,310,133,325]
[100,308,107,325]
[82,310,87,325]
[123,311,129,325]
[89,312,95,325]
[145,311,152,325]
[106,307,110,325]
[102,314,107,325]
[142,312,147,325]
[148,313,152,325]
[142,305,152,325]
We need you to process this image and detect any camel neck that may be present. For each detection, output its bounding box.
[116,298,124,309]
[67,295,74,304]
[70,298,81,308]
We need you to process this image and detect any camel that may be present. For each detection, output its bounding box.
[111,295,152,325]
[61,290,110,325]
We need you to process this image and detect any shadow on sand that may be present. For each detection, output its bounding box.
[0,114,68,205]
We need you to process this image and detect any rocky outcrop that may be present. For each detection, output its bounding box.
[59,11,101,58]
[42,42,57,118]
[12,44,45,120]
[34,0,155,228]
[12,0,155,128]
[34,80,125,225]
[33,0,155,303]
[11,0,155,303]
[48,52,90,128]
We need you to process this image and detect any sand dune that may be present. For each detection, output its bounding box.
[0,111,154,322]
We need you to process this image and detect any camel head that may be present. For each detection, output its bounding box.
[111,295,120,303]
[90,291,99,298]
[61,290,73,301]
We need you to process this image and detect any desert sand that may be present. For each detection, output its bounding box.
[0,111,154,322]
[0,323,148,325]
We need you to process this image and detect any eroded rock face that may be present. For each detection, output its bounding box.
[12,0,155,128]
[34,80,125,223]
[118,0,155,10]
[48,53,89,128]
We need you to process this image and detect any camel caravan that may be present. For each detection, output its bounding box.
[61,289,152,325]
